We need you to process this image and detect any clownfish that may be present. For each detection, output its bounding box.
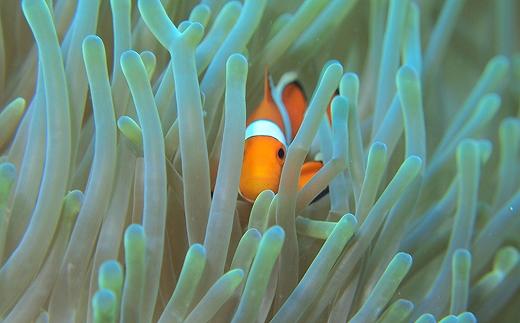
[239,72,331,203]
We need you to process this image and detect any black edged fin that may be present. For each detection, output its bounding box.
[287,79,307,101]
[310,186,329,204]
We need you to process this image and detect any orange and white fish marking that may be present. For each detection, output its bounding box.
[239,72,329,202]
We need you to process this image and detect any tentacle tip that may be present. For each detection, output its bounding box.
[230,268,245,279]
[192,3,211,17]
[489,54,510,70]
[266,225,286,241]
[342,72,359,83]
[93,288,116,311]
[477,140,492,164]
[481,93,501,108]
[63,189,84,216]
[396,252,413,265]
[324,62,344,80]
[457,139,480,157]
[190,243,207,257]
[397,65,419,83]
[82,35,105,56]
[125,224,146,247]
[100,260,124,278]
[332,95,349,111]
[120,49,140,63]
[227,0,243,10]
[181,22,205,47]
[372,141,388,152]
[12,97,27,110]
[120,50,143,75]
[126,223,145,237]
[83,34,103,45]
[340,213,358,227]
[406,155,423,170]
[245,227,262,239]
[226,53,249,79]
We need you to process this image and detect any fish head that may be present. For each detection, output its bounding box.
[239,135,286,202]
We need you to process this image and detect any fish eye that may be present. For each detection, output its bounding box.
[277,147,285,160]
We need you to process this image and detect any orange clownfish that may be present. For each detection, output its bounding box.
[239,72,330,203]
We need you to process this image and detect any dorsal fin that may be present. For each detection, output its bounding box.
[246,69,285,132]
[280,78,307,140]
[326,89,340,123]
[264,67,274,103]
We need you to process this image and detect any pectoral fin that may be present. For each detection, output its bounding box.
[298,161,329,204]
[298,161,324,189]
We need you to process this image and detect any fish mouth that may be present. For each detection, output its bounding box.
[239,176,280,202]
[238,192,255,203]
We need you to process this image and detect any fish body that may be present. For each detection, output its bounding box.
[239,72,328,202]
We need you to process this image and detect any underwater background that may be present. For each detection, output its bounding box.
[0,0,518,322]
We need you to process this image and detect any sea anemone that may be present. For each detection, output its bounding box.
[0,0,518,322]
